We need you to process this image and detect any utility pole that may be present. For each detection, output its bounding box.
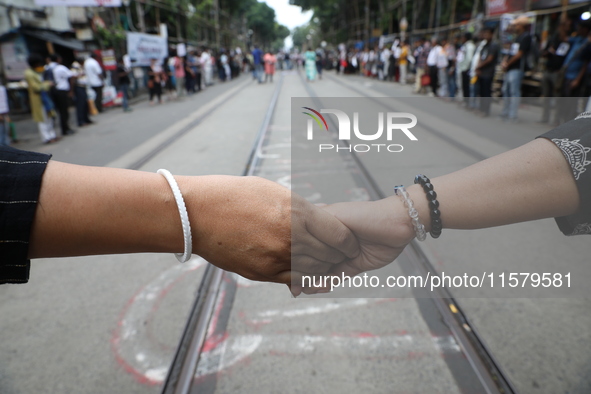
[435,0,442,31]
[114,7,121,28]
[471,0,479,20]
[560,0,568,19]
[214,0,220,49]
[135,1,145,32]
[354,0,361,42]
[429,0,435,30]
[402,0,407,21]
[365,0,370,45]
[450,0,457,27]
[176,0,182,40]
[412,0,422,36]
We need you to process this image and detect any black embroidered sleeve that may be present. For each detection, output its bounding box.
[537,113,591,235]
[0,145,51,284]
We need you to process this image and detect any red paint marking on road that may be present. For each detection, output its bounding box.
[111,290,161,386]
[406,351,426,360]
[268,350,289,357]
[201,287,229,353]
[112,338,161,386]
[145,264,202,351]
[111,260,204,386]
[202,332,229,353]
[374,298,398,304]
[355,332,377,338]
[330,331,378,338]
[223,275,235,284]
[206,289,226,338]
[239,311,272,330]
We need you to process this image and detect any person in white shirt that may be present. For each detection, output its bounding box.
[436,38,450,97]
[469,38,487,110]
[361,48,370,76]
[379,47,391,80]
[426,38,440,96]
[220,51,231,81]
[43,57,58,113]
[457,32,476,105]
[350,49,359,72]
[84,53,104,113]
[51,54,76,136]
[0,84,9,146]
[70,58,92,127]
[200,48,212,87]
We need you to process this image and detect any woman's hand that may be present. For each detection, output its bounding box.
[182,176,359,285]
[296,197,416,295]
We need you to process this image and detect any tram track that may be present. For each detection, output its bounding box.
[157,69,516,394]
[126,78,255,171]
[160,73,285,394]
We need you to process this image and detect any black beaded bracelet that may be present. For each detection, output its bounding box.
[414,174,442,238]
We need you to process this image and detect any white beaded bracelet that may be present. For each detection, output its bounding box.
[394,185,427,242]
[157,169,192,263]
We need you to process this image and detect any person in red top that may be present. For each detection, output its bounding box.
[174,54,186,98]
[264,51,277,83]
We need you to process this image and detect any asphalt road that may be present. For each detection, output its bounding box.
[0,74,278,394]
[310,72,591,394]
[1,69,590,394]
[194,72,466,394]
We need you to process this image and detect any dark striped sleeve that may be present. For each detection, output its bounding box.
[537,113,591,235]
[0,145,51,284]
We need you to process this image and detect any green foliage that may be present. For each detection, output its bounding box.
[292,24,311,49]
[127,0,289,50]
[246,2,275,41]
[241,1,289,49]
[291,0,350,44]
[275,23,290,41]
[194,0,214,14]
[222,0,258,16]
[290,0,481,44]
[95,26,126,49]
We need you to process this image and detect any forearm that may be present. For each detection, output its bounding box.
[387,138,579,233]
[29,161,185,258]
[506,52,522,68]
[477,56,494,70]
[574,63,588,84]
[28,161,358,284]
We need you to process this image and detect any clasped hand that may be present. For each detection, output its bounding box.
[194,177,415,296]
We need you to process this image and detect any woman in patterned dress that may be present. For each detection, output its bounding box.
[304,48,317,81]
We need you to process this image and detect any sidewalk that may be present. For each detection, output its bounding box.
[8,75,251,166]
[9,91,149,148]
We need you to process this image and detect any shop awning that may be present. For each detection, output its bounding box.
[22,29,85,51]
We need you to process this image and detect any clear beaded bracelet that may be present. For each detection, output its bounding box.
[394,185,427,241]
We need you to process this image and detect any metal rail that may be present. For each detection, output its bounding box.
[299,71,516,394]
[161,69,516,394]
[161,73,285,394]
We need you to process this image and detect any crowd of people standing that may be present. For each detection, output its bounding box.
[1,46,248,146]
[3,44,307,147]
[5,14,590,147]
[330,13,591,124]
[145,47,251,105]
[22,52,107,145]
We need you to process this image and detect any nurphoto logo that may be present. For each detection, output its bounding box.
[302,107,419,153]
